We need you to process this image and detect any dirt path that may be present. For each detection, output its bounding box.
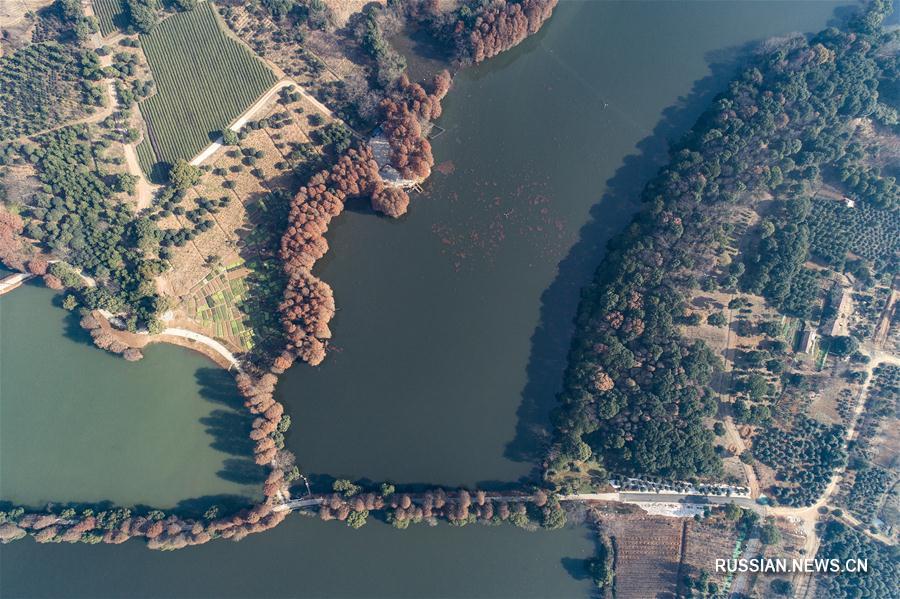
[715,287,761,498]
[723,418,761,498]
[190,77,337,167]
[96,78,156,209]
[6,96,115,145]
[767,348,899,560]
[873,289,897,348]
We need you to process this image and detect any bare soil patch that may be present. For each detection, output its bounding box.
[602,515,684,599]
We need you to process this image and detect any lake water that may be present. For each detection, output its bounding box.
[277,0,849,488]
[0,283,261,511]
[0,1,847,597]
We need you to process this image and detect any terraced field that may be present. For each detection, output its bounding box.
[137,2,276,173]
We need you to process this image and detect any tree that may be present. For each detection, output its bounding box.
[541,501,566,529]
[713,421,726,436]
[707,312,727,327]
[760,522,782,545]
[724,503,743,520]
[125,0,158,33]
[221,129,239,145]
[771,579,793,596]
[830,335,859,357]
[346,510,368,529]
[586,536,613,589]
[168,160,201,190]
[333,479,360,497]
[62,295,78,310]
[746,373,768,400]
[380,483,395,497]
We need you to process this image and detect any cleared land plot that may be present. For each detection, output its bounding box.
[156,90,332,354]
[137,2,277,172]
[603,516,684,599]
[682,519,742,593]
[93,0,124,37]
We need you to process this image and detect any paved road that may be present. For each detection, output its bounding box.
[275,490,759,514]
[159,327,241,370]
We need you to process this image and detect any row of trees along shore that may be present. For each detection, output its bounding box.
[0,483,567,548]
[313,483,566,530]
[545,0,897,489]
[276,70,451,367]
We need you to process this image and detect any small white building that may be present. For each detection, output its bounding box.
[799,328,818,354]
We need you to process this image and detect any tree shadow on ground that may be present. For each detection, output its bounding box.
[502,39,798,476]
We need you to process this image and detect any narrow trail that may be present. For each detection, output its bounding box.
[0,272,34,296]
[189,76,338,167]
[157,327,241,370]
[6,99,115,145]
[96,78,156,209]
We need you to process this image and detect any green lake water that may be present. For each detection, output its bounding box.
[0,283,261,510]
[0,1,849,597]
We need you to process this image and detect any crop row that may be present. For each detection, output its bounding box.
[93,0,123,37]
[138,2,276,170]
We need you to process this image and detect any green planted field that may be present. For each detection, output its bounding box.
[93,0,124,37]
[135,137,167,183]
[809,199,900,275]
[138,2,276,173]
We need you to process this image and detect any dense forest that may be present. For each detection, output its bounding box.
[546,0,898,489]
[406,0,558,65]
[814,520,899,599]
[753,416,847,507]
[8,127,167,327]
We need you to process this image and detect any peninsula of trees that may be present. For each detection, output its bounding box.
[546,0,898,489]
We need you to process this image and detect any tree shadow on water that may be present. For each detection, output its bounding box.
[195,367,244,410]
[195,367,266,485]
[217,458,267,486]
[201,409,256,456]
[502,38,800,474]
[560,557,590,582]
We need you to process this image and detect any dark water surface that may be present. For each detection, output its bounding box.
[1,1,847,597]
[277,0,848,488]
